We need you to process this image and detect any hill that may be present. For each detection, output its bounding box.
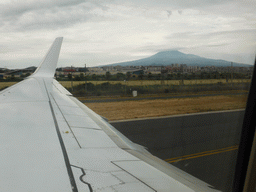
[107,50,251,67]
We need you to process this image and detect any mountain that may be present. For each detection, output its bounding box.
[107,50,251,67]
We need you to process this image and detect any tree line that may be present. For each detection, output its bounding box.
[56,71,251,81]
[0,71,251,82]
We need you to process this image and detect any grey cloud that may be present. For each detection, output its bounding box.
[167,32,197,38]
[1,0,255,33]
[166,10,172,17]
[114,0,232,9]
[205,43,230,47]
[0,0,85,18]
[16,8,90,31]
[194,29,256,38]
[167,29,256,40]
[150,29,253,55]
[0,1,110,31]
[132,43,184,54]
[170,0,231,9]
[114,0,255,19]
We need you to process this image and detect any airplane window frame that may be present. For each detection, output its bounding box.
[233,59,256,192]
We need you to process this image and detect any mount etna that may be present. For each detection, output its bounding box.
[106,50,251,67]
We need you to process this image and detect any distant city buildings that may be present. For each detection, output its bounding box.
[0,63,253,80]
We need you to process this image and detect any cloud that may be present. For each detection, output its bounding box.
[166,29,256,49]
[0,0,85,18]
[166,10,172,17]
[0,1,112,31]
[0,0,255,68]
[114,0,232,10]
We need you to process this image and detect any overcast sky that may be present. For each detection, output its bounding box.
[0,0,255,69]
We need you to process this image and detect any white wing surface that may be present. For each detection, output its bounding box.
[0,38,220,192]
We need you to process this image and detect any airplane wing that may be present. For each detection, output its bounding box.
[0,38,220,192]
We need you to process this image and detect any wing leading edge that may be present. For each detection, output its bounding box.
[0,38,220,192]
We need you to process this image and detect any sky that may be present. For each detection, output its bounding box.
[0,0,256,69]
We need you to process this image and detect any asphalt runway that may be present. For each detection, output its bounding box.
[169,146,238,192]
[110,109,244,192]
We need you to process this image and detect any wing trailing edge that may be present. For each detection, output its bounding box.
[32,37,63,78]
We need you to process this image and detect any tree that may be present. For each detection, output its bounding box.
[147,72,153,80]
[138,71,144,80]
[191,73,196,80]
[156,74,161,80]
[92,74,97,80]
[166,74,172,80]
[80,73,85,80]
[105,71,111,80]
[10,74,15,80]
[184,73,188,80]
[126,72,131,80]
[68,73,72,80]
[74,75,81,81]
[177,72,181,80]
[116,73,125,81]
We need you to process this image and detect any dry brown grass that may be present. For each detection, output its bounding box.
[85,95,247,121]
[0,82,17,89]
[59,79,251,87]
[0,79,250,89]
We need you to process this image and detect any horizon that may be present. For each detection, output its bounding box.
[2,49,253,71]
[1,49,254,70]
[2,48,254,70]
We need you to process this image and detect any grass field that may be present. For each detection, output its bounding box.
[0,80,247,121]
[85,95,247,121]
[0,82,18,89]
[0,79,250,89]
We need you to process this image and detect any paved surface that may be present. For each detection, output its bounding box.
[81,92,247,103]
[110,109,245,192]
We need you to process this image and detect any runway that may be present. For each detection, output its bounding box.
[110,109,244,192]
[165,145,238,163]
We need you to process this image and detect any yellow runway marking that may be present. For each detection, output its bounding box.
[165,145,239,163]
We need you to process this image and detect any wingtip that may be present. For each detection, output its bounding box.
[32,37,63,78]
